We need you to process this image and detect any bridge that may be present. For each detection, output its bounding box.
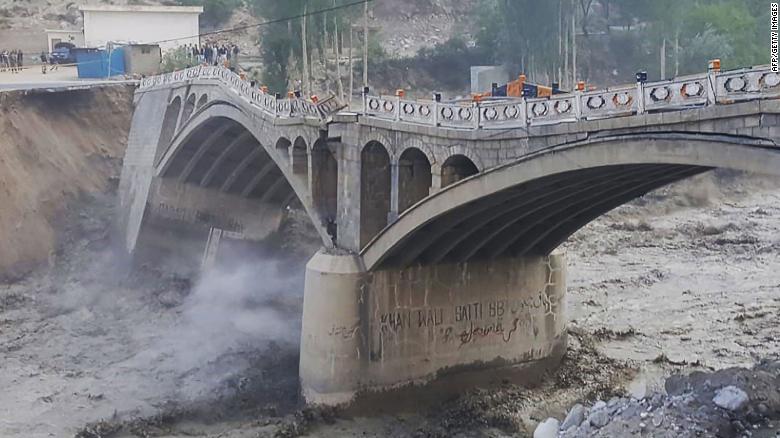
[119,64,780,405]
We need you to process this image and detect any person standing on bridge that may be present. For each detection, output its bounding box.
[40,51,47,74]
[16,50,23,72]
[8,50,16,73]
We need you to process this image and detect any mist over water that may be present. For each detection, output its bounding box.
[128,250,306,401]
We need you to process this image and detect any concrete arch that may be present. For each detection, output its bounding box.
[152,101,332,247]
[396,142,436,168]
[398,147,432,213]
[361,132,780,270]
[440,154,479,188]
[196,94,208,110]
[276,137,292,163]
[439,145,484,172]
[311,138,338,240]
[361,132,397,160]
[292,136,309,182]
[155,95,182,163]
[361,140,392,247]
[180,93,196,125]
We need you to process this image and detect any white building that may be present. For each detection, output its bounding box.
[45,29,86,53]
[79,5,203,52]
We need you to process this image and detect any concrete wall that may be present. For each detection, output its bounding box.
[300,251,567,405]
[124,45,161,76]
[81,6,201,52]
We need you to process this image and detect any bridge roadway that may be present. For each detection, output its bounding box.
[119,64,780,405]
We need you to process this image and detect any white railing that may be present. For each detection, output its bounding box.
[362,65,780,130]
[138,66,344,121]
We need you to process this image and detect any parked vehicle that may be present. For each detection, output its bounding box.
[50,46,76,64]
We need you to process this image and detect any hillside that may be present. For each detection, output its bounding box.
[0,86,134,279]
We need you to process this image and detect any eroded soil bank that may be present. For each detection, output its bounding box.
[0,85,134,280]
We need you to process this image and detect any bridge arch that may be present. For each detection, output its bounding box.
[156,95,182,162]
[154,100,332,247]
[361,132,780,270]
[361,140,392,247]
[180,93,196,125]
[312,138,338,238]
[440,154,479,188]
[196,94,208,110]
[292,136,309,182]
[397,147,432,213]
[276,137,292,163]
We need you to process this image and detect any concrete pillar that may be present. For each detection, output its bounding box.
[300,251,568,406]
[300,251,367,405]
[388,162,400,223]
[336,141,362,251]
[430,164,443,195]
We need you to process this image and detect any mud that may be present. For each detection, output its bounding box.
[0,171,778,437]
[0,85,134,279]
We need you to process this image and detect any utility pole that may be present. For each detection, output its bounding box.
[334,8,344,101]
[660,38,666,79]
[302,2,310,95]
[362,0,368,88]
[348,20,354,108]
[572,0,577,86]
[558,0,563,85]
[563,5,569,89]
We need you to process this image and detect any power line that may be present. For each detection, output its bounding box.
[152,0,375,45]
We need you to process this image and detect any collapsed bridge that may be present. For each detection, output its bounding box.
[119,64,780,405]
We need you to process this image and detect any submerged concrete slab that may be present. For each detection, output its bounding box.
[300,251,568,406]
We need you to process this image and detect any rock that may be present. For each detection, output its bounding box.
[533,418,560,438]
[628,378,648,400]
[588,407,610,428]
[713,386,749,411]
[561,404,586,431]
[592,400,607,410]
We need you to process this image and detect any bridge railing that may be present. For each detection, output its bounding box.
[138,66,345,121]
[362,65,780,130]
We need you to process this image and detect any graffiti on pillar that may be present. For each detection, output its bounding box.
[379,307,444,334]
[374,289,560,348]
[328,323,360,340]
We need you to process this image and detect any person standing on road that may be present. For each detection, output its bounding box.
[40,51,47,74]
[17,50,23,72]
[9,50,16,73]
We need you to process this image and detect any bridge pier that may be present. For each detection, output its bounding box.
[300,251,568,406]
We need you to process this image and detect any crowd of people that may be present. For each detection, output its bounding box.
[182,43,240,69]
[0,50,24,73]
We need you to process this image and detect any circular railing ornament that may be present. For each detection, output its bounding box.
[441,106,454,120]
[587,95,606,109]
[555,100,572,114]
[458,107,473,120]
[761,72,780,88]
[532,102,548,117]
[419,105,431,117]
[403,103,415,115]
[383,100,395,112]
[613,92,632,106]
[725,76,747,92]
[650,86,671,102]
[504,105,520,119]
[682,82,704,97]
[483,107,499,121]
[368,98,380,110]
